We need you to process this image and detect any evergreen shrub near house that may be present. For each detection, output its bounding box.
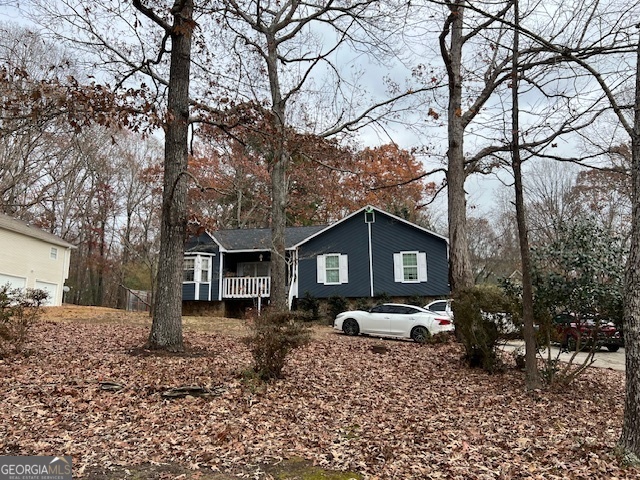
[354,297,372,312]
[374,291,391,304]
[327,296,348,321]
[297,291,320,321]
[407,294,426,307]
[0,285,48,357]
[244,309,311,381]
[453,284,520,373]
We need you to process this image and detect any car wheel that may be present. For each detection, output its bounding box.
[566,335,578,352]
[607,345,620,353]
[342,318,359,336]
[411,326,431,343]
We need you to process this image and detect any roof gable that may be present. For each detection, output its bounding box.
[0,213,75,249]
[292,205,448,248]
[187,206,446,252]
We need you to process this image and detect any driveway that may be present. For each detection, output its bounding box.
[501,341,625,371]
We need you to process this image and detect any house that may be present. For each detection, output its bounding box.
[0,213,75,306]
[183,205,450,314]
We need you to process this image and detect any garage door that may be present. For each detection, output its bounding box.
[35,281,58,306]
[0,273,26,290]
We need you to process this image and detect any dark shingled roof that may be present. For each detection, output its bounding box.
[213,225,327,251]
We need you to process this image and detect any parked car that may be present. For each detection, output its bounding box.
[334,303,454,343]
[425,299,453,319]
[552,313,623,352]
[425,299,520,336]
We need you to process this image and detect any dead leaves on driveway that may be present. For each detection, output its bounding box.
[0,321,636,479]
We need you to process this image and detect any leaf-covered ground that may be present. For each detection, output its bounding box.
[0,313,636,479]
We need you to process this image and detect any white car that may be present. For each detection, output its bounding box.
[334,303,454,342]
[425,299,453,319]
[426,299,521,335]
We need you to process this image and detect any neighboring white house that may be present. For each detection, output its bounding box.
[0,213,75,306]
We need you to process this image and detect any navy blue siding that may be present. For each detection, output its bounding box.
[298,210,449,299]
[183,283,196,300]
[298,212,371,298]
[370,214,449,296]
[199,283,211,301]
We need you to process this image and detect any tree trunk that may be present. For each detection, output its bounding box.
[146,0,193,351]
[443,1,474,294]
[266,32,289,312]
[510,0,540,389]
[271,153,288,311]
[620,34,640,461]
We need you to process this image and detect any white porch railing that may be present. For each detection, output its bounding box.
[223,276,271,298]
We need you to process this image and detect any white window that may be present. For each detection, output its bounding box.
[183,257,195,282]
[317,254,349,285]
[50,247,58,260]
[184,256,213,283]
[394,251,427,283]
[200,257,210,283]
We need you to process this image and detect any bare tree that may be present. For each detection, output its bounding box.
[524,160,582,244]
[478,0,640,451]
[27,0,432,321]
[131,0,195,351]
[414,0,615,300]
[215,0,419,310]
[509,0,540,388]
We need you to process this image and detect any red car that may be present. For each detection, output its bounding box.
[553,314,623,352]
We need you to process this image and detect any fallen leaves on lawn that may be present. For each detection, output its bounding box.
[0,321,636,479]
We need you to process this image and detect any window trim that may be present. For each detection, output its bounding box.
[317,253,349,285]
[324,254,341,285]
[200,257,210,283]
[394,251,428,283]
[183,257,196,283]
[50,247,58,260]
[402,251,419,283]
[183,255,213,283]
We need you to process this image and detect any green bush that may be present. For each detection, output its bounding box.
[243,310,311,381]
[374,292,391,304]
[453,285,520,373]
[0,285,48,357]
[297,291,320,321]
[354,297,372,312]
[327,296,348,321]
[407,295,425,307]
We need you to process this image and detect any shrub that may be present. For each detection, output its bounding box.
[453,284,520,373]
[354,297,372,312]
[327,296,348,321]
[243,309,311,381]
[0,285,48,357]
[297,291,320,321]
[407,295,425,307]
[374,291,391,304]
